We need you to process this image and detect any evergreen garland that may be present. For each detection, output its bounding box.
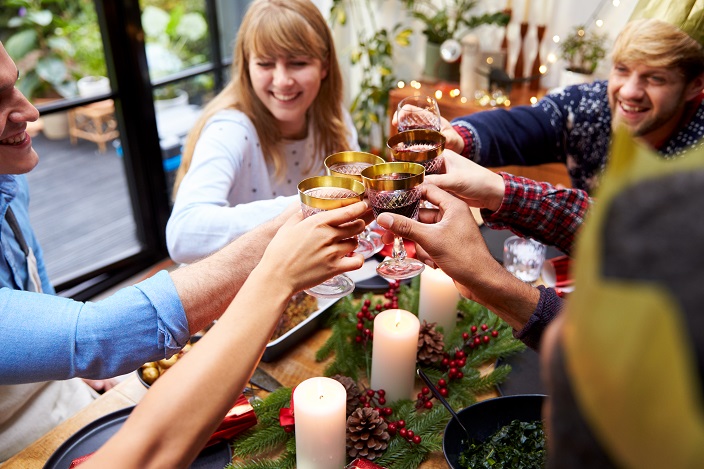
[228,280,526,469]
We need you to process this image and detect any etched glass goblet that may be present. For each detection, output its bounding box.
[325,151,386,259]
[361,162,426,280]
[387,129,446,175]
[396,95,442,132]
[298,176,365,298]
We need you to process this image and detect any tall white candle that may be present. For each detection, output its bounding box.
[293,377,347,469]
[418,267,460,335]
[371,309,421,403]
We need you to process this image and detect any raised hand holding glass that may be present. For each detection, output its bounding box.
[396,95,442,132]
[298,176,365,298]
[361,162,426,280]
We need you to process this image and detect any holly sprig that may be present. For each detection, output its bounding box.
[229,279,525,469]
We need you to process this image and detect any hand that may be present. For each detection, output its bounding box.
[426,149,505,211]
[259,202,367,293]
[375,185,540,331]
[439,116,465,154]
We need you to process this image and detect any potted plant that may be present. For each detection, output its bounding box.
[402,0,509,82]
[558,25,607,86]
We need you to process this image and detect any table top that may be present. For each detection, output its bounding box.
[3,323,499,469]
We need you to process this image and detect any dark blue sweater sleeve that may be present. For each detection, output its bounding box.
[513,286,563,350]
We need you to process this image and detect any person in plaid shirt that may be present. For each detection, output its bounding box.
[441,18,704,194]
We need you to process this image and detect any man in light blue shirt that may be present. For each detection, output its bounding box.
[0,42,298,461]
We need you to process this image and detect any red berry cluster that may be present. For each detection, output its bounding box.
[416,323,499,409]
[387,419,422,445]
[354,280,401,346]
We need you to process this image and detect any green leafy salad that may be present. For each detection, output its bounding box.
[458,419,546,468]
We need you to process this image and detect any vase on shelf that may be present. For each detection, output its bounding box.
[423,42,460,83]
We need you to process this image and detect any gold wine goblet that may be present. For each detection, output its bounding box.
[387,129,446,175]
[360,162,426,280]
[325,151,385,259]
[298,175,365,298]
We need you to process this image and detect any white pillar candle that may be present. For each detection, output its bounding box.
[418,267,460,335]
[371,309,421,403]
[293,377,347,469]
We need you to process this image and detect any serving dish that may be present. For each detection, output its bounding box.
[43,406,231,469]
[261,296,338,362]
[443,394,546,468]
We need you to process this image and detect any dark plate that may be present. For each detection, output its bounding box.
[261,297,339,362]
[443,394,546,469]
[496,347,546,396]
[43,406,232,469]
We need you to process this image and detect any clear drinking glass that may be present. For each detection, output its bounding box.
[298,176,365,298]
[503,235,547,283]
[324,151,386,259]
[387,129,446,175]
[396,95,442,132]
[361,162,426,280]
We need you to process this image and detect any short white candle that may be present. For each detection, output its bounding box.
[293,377,347,469]
[418,267,460,335]
[371,309,421,403]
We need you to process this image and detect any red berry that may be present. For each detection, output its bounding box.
[364,402,371,408]
[462,332,469,340]
[383,407,393,416]
[364,299,371,307]
[424,400,433,409]
[378,397,386,405]
[483,335,490,343]
[374,407,381,414]
[421,387,430,395]
[406,430,414,439]
[356,323,364,330]
[438,379,447,387]
[388,423,397,434]
[413,435,422,444]
[441,358,449,367]
[397,420,405,428]
[439,387,449,397]
[377,389,385,397]
[417,392,424,399]
[491,330,499,337]
[355,336,362,343]
[356,311,364,319]
[367,389,375,397]
[364,328,371,336]
[481,324,488,331]
[456,371,464,379]
[471,325,478,333]
[399,428,408,437]
[284,425,293,433]
[455,350,466,359]
[359,396,367,403]
[469,342,476,349]
[474,337,481,345]
[449,367,458,375]
[384,302,391,309]
[375,304,383,311]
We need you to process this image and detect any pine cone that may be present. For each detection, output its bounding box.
[346,408,390,460]
[332,374,361,417]
[417,320,445,365]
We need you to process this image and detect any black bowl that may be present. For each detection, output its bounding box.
[443,394,546,468]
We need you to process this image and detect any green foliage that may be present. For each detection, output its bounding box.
[402,0,509,45]
[458,420,546,468]
[329,0,412,154]
[2,0,81,99]
[61,0,106,78]
[559,25,607,75]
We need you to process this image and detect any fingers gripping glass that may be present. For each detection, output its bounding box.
[361,162,426,280]
[324,151,386,259]
[298,176,365,299]
[396,95,442,132]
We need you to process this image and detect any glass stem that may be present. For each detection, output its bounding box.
[392,236,407,261]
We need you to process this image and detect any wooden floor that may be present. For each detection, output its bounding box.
[25,132,141,285]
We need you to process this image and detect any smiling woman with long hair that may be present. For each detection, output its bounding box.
[166,0,359,264]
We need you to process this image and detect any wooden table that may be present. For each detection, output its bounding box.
[68,100,119,153]
[4,322,498,468]
[389,81,572,188]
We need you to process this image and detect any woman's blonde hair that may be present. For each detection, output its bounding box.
[611,18,704,82]
[173,0,350,197]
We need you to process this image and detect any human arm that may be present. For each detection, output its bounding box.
[426,150,591,255]
[81,202,367,469]
[166,113,297,264]
[0,205,297,384]
[376,183,541,333]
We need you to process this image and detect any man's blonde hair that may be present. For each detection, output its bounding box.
[173,0,350,198]
[611,18,704,81]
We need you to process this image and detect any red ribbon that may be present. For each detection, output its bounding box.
[278,387,296,430]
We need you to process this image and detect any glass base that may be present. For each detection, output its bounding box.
[355,231,384,260]
[376,257,425,280]
[305,274,355,299]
